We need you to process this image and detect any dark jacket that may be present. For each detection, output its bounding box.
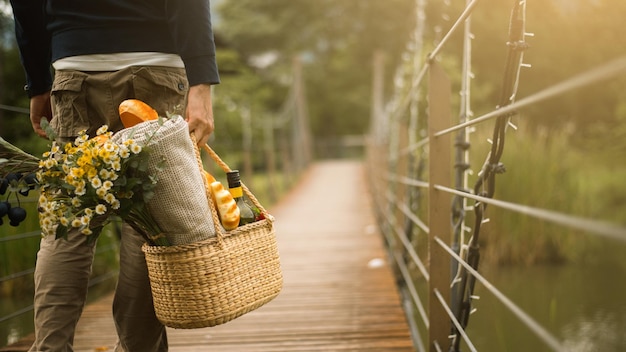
[10,0,220,97]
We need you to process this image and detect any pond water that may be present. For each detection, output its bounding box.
[467,241,626,351]
[0,294,33,347]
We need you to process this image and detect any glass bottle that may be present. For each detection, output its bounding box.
[226,170,256,226]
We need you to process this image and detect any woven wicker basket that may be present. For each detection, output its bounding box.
[142,142,282,329]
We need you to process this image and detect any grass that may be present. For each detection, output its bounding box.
[466,122,626,266]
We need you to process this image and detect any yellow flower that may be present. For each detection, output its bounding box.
[44,158,58,168]
[91,177,102,189]
[70,167,85,179]
[96,187,108,198]
[81,228,93,235]
[96,125,109,135]
[104,193,116,204]
[75,184,86,196]
[87,166,98,179]
[99,169,111,180]
[102,180,113,191]
[80,215,91,226]
[104,142,115,153]
[95,204,107,215]
[41,217,56,231]
[59,217,70,226]
[119,147,130,158]
[74,133,88,146]
[71,197,82,207]
[131,144,142,154]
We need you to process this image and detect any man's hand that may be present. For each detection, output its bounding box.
[30,91,52,138]
[185,84,214,146]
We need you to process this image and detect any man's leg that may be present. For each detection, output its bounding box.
[112,224,167,352]
[29,233,96,352]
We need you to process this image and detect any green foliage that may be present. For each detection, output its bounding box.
[217,0,416,139]
[467,122,626,266]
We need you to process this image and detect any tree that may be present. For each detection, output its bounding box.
[216,0,416,140]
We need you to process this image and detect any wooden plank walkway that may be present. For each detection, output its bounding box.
[3,160,414,352]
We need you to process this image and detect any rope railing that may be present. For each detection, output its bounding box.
[436,184,626,242]
[367,0,626,351]
[393,249,430,330]
[0,230,40,243]
[435,55,626,137]
[433,236,567,352]
[433,288,477,352]
[383,191,430,280]
[392,0,480,129]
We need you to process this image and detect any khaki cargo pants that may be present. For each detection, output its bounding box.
[29,66,188,352]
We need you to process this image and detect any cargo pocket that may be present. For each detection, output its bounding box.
[50,71,89,139]
[132,67,187,116]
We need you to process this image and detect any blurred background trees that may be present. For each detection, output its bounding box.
[1,0,625,158]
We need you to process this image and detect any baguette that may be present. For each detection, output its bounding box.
[210,181,240,230]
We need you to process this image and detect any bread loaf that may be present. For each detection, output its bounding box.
[203,170,216,184]
[118,99,158,128]
[210,181,240,230]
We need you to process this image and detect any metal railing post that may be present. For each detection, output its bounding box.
[427,62,453,351]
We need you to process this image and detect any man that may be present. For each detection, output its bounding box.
[10,1,220,351]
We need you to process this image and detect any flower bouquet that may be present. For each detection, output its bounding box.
[1,100,217,246]
[37,123,169,245]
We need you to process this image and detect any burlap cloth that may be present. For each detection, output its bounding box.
[113,116,216,245]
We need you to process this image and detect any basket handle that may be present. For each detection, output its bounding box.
[189,135,224,239]
[189,135,272,239]
[200,143,268,216]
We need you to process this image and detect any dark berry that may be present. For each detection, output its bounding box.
[19,189,30,197]
[8,206,27,226]
[24,173,38,188]
[5,173,20,184]
[0,178,8,195]
[0,201,10,217]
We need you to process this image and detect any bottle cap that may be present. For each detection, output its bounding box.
[226,170,241,188]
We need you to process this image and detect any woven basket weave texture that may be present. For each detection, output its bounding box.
[142,218,282,328]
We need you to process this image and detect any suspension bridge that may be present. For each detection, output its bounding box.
[3,0,626,351]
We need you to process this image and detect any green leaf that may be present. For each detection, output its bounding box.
[115,175,128,187]
[55,225,68,240]
[142,190,155,201]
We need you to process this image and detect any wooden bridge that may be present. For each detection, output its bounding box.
[5,2,626,351]
[2,160,415,352]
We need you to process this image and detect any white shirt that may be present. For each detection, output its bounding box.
[53,52,185,71]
